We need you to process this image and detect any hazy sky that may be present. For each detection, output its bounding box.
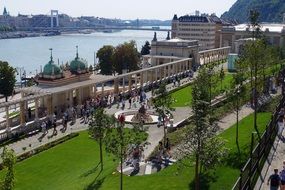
[0,0,236,20]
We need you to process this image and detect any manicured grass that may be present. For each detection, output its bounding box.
[0,112,271,190]
[170,73,234,107]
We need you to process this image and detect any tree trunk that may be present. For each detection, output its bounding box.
[163,116,166,147]
[119,125,124,190]
[195,153,200,190]
[236,99,240,155]
[5,96,8,102]
[99,137,103,171]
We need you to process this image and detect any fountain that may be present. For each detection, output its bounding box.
[114,104,159,124]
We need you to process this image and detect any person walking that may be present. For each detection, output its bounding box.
[280,161,285,190]
[267,169,281,190]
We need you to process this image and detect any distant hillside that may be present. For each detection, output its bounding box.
[221,0,285,23]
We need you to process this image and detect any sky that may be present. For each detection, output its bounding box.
[0,0,237,20]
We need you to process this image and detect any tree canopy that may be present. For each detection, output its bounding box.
[0,61,16,102]
[140,41,151,56]
[97,41,140,75]
[97,45,115,75]
[113,41,140,74]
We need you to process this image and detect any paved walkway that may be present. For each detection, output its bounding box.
[0,77,193,160]
[255,120,285,189]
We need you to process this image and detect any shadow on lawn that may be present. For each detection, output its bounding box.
[84,170,105,190]
[188,172,218,190]
[81,162,101,178]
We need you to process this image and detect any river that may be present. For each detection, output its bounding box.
[0,29,169,78]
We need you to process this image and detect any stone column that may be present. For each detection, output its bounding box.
[155,69,158,81]
[168,65,171,77]
[35,98,39,121]
[93,84,97,97]
[66,91,70,107]
[164,66,167,79]
[135,74,138,89]
[47,95,53,116]
[128,75,132,92]
[77,88,82,105]
[101,83,105,97]
[20,101,26,126]
[5,106,10,132]
[140,72,144,87]
[114,79,119,95]
[123,77,126,92]
[145,70,148,83]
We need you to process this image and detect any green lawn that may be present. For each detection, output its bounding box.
[170,73,234,107]
[0,112,271,190]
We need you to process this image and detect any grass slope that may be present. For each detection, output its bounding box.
[0,112,271,190]
[171,73,233,107]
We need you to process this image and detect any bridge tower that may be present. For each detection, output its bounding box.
[50,10,59,28]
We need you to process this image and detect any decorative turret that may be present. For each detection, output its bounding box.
[3,7,8,17]
[173,14,178,20]
[166,31,170,40]
[152,32,157,42]
[41,48,63,79]
[70,46,88,74]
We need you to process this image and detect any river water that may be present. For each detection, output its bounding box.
[0,29,168,77]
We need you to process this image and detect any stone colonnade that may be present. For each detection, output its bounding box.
[199,46,231,65]
[1,58,192,131]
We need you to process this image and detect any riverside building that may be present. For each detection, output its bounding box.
[171,12,229,51]
[220,23,285,51]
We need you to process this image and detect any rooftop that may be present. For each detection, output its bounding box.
[234,23,285,33]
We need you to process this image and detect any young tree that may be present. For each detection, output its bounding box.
[0,61,16,102]
[153,82,174,146]
[1,147,16,190]
[96,45,115,75]
[140,41,151,56]
[88,108,114,171]
[229,62,247,155]
[113,41,140,74]
[104,116,144,190]
[178,68,227,190]
[219,66,225,92]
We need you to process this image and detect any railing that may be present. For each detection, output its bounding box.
[232,96,285,190]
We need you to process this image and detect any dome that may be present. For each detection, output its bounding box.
[70,57,88,74]
[69,46,88,74]
[43,60,62,76]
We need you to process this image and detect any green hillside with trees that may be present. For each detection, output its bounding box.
[221,0,285,23]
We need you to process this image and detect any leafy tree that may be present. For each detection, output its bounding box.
[89,108,114,171]
[140,41,151,56]
[113,41,140,74]
[0,61,16,102]
[153,82,174,146]
[178,68,228,190]
[97,45,115,75]
[1,147,16,190]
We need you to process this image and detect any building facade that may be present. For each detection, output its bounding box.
[142,32,199,69]
[171,14,228,51]
[220,23,285,51]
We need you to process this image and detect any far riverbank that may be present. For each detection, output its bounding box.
[0,31,60,39]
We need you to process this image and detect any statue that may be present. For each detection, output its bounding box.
[131,104,153,123]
